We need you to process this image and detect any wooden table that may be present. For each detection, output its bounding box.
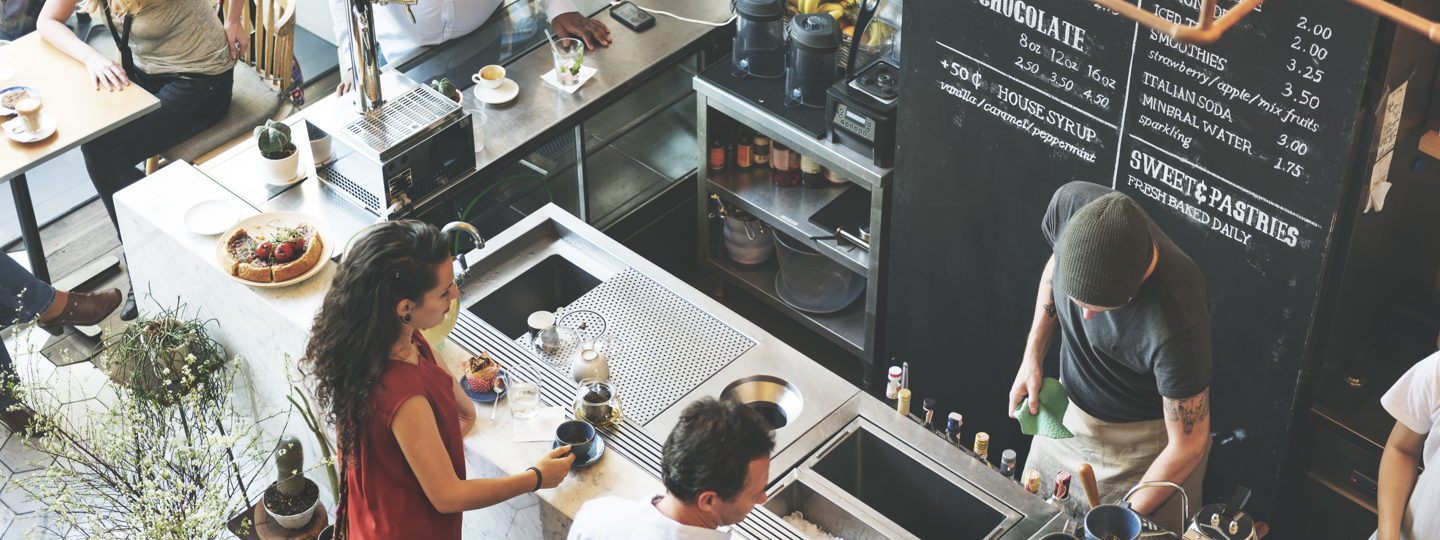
[0,33,158,282]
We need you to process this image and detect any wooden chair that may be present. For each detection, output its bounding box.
[144,0,296,174]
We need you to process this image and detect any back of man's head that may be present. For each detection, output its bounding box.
[661,397,776,505]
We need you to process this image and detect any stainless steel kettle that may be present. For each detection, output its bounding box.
[1182,487,1257,540]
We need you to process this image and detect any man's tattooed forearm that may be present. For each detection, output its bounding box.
[1164,391,1210,435]
[1043,301,1056,318]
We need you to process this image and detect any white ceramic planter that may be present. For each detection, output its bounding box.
[264,492,319,530]
[258,146,299,184]
[309,134,332,166]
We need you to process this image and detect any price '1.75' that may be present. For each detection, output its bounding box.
[1274,158,1304,177]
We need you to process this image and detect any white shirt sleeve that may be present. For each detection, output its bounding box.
[542,0,579,21]
[1382,351,1440,466]
[331,0,355,76]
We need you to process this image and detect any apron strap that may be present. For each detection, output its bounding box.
[97,0,136,77]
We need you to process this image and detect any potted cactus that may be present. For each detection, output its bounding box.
[430,78,461,102]
[254,119,300,184]
[263,435,321,529]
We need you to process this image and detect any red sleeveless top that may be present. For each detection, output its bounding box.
[344,331,464,539]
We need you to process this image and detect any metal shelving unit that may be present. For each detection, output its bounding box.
[695,76,893,377]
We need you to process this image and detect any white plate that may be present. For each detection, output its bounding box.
[4,112,56,143]
[184,200,240,235]
[214,211,332,288]
[474,78,519,105]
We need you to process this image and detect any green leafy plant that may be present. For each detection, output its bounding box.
[429,78,461,102]
[98,302,228,406]
[2,298,282,540]
[254,119,294,159]
[286,354,339,498]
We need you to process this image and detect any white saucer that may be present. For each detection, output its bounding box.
[474,79,519,105]
[4,113,57,143]
[184,199,240,235]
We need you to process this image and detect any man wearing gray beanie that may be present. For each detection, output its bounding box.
[1009,181,1212,525]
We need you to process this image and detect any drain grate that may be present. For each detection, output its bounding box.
[343,85,458,156]
[520,268,756,425]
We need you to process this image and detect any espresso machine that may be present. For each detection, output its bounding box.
[825,0,901,167]
[308,0,476,218]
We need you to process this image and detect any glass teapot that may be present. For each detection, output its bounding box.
[573,379,622,427]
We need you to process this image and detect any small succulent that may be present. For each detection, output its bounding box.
[275,434,306,496]
[253,120,292,158]
[430,78,460,102]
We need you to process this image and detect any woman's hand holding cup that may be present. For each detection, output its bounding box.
[534,445,575,489]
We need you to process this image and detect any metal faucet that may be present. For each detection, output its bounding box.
[344,0,418,113]
[1121,480,1188,534]
[441,221,484,286]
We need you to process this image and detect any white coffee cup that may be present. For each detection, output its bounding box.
[472,65,505,90]
[15,97,41,132]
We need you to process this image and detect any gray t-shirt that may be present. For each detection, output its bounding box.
[128,0,235,76]
[1044,182,1212,423]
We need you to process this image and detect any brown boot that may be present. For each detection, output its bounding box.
[37,288,123,336]
[0,405,52,437]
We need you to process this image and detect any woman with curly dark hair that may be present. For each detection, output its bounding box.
[302,220,573,539]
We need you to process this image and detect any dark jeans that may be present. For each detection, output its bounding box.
[82,68,234,235]
[0,254,57,409]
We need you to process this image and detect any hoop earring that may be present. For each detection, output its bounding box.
[402,313,412,323]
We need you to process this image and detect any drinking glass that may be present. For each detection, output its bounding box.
[509,381,542,420]
[462,105,487,153]
[552,38,584,87]
[0,40,14,80]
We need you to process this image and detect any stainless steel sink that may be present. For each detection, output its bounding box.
[721,375,803,430]
[766,472,899,540]
[465,254,602,339]
[807,420,1011,539]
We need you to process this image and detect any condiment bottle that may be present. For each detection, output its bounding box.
[1000,449,1017,481]
[800,154,824,188]
[753,134,771,166]
[973,432,990,464]
[1023,469,1041,494]
[822,166,849,185]
[885,366,903,399]
[946,413,963,445]
[921,398,936,432]
[1045,471,1072,511]
[896,389,911,416]
[737,135,754,168]
[708,139,725,170]
[771,141,800,187]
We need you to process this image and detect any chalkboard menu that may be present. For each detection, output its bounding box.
[889,0,1380,517]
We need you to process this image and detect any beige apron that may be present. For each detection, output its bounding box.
[1024,402,1211,531]
[1368,464,1440,540]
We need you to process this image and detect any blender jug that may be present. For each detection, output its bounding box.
[784,13,841,108]
[732,0,786,78]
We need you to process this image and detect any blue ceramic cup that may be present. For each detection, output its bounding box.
[555,420,596,460]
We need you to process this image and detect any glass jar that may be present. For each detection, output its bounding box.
[708,139,725,170]
[800,155,824,188]
[771,142,800,187]
[753,135,771,167]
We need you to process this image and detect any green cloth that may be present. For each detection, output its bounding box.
[1014,377,1074,439]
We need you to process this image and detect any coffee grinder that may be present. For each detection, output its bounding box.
[825,0,901,168]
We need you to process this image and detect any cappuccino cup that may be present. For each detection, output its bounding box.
[472,65,505,90]
[15,97,42,132]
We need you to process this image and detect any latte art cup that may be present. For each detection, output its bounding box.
[15,97,42,132]
[472,65,505,90]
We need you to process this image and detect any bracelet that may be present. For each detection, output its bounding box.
[527,466,542,492]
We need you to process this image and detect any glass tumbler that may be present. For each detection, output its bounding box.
[552,38,584,87]
[462,105,487,153]
[509,381,542,420]
[0,40,13,80]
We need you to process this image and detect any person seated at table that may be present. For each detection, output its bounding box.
[0,253,122,434]
[327,0,611,95]
[37,0,248,319]
[302,220,574,539]
[566,397,776,539]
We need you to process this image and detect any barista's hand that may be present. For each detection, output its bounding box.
[1008,359,1043,418]
[533,445,576,489]
[552,12,612,50]
[336,68,353,96]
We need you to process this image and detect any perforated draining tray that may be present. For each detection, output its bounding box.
[519,268,756,425]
